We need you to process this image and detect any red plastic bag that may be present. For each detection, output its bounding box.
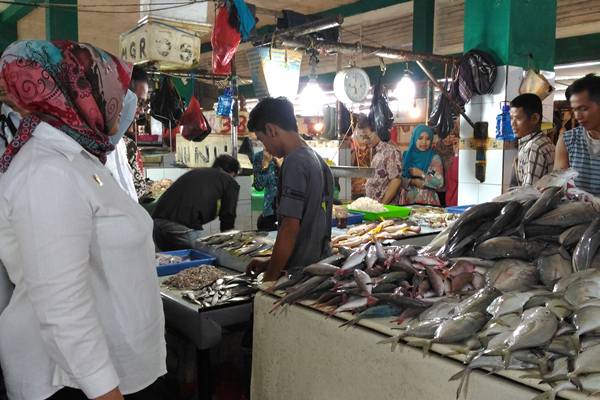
[211,6,241,75]
[180,96,212,143]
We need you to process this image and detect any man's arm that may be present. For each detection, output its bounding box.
[219,181,239,231]
[263,217,300,281]
[554,133,570,170]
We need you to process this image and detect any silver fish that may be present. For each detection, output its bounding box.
[531,201,599,228]
[485,259,538,292]
[333,296,376,314]
[353,269,373,296]
[573,217,600,271]
[563,278,600,307]
[572,305,600,348]
[433,312,489,344]
[478,313,521,339]
[365,244,378,269]
[318,253,345,266]
[486,290,546,320]
[563,343,600,379]
[536,253,573,289]
[336,249,367,276]
[522,187,563,224]
[477,201,523,245]
[418,297,460,321]
[559,223,590,249]
[553,269,600,293]
[502,307,558,356]
[379,318,445,351]
[532,374,600,400]
[425,266,446,297]
[453,286,501,315]
[374,239,387,261]
[302,263,340,276]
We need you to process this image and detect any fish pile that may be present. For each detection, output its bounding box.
[267,187,600,399]
[198,231,273,257]
[163,265,227,290]
[331,221,422,248]
[409,206,459,229]
[181,275,257,309]
[156,253,186,265]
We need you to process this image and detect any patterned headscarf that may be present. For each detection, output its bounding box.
[0,40,132,172]
[402,124,435,178]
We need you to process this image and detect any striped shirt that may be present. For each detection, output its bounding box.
[512,131,555,186]
[564,126,600,196]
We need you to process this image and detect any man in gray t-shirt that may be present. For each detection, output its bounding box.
[246,97,333,281]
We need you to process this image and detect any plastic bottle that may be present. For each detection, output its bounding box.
[495,102,515,141]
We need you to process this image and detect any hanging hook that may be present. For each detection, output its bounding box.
[379,57,387,75]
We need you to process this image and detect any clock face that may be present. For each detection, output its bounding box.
[344,68,370,103]
[333,67,370,104]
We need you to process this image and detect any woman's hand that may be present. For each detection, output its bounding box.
[94,388,124,400]
[409,168,425,179]
[411,178,425,189]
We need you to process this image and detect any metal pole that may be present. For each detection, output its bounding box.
[415,60,476,129]
[277,38,458,65]
[231,58,239,158]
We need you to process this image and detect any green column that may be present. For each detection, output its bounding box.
[46,0,78,41]
[464,0,556,70]
[0,23,17,53]
[412,0,434,53]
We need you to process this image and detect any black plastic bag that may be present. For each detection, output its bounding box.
[368,77,394,142]
[151,77,185,128]
[428,82,456,140]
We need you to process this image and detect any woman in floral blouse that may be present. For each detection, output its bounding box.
[399,124,444,206]
[362,115,404,204]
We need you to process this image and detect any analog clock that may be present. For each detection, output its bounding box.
[333,67,371,104]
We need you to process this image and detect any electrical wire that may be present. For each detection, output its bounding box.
[0,0,211,14]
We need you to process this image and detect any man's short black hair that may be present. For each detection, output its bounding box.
[566,74,600,104]
[131,66,148,84]
[510,93,543,119]
[212,154,240,175]
[247,97,298,133]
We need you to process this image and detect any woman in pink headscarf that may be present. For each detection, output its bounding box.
[0,41,166,400]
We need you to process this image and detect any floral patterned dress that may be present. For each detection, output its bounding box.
[365,141,403,204]
[399,154,444,206]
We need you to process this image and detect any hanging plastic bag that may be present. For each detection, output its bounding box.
[368,76,393,142]
[180,96,211,143]
[428,81,456,139]
[519,69,554,100]
[212,5,241,75]
[150,77,184,128]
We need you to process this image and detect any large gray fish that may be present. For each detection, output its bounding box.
[452,286,501,315]
[478,313,521,339]
[318,253,345,266]
[559,223,590,249]
[353,269,373,296]
[475,237,550,261]
[365,244,378,269]
[418,297,460,321]
[378,317,445,351]
[270,275,329,312]
[372,293,432,309]
[497,307,558,364]
[531,201,599,228]
[485,259,538,292]
[536,253,573,289]
[572,217,600,271]
[486,290,547,320]
[447,202,506,244]
[563,278,600,307]
[553,269,600,293]
[477,201,523,245]
[572,305,600,349]
[544,343,600,383]
[520,187,563,232]
[531,374,600,400]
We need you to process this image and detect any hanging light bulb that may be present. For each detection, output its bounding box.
[297,48,325,116]
[298,78,325,116]
[393,69,416,110]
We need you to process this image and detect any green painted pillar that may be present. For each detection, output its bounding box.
[46,0,78,41]
[412,0,434,53]
[464,0,556,71]
[0,23,17,53]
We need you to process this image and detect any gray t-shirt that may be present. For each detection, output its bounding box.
[278,145,333,268]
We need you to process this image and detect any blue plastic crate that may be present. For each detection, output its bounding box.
[332,213,364,227]
[156,249,216,277]
[447,205,475,214]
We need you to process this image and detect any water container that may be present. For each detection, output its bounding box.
[495,102,515,141]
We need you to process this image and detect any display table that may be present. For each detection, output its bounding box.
[251,292,591,400]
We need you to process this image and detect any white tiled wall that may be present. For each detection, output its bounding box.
[458,65,554,203]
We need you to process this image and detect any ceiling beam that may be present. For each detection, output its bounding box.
[0,0,37,25]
